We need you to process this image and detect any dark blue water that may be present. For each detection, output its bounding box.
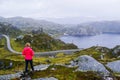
[60,34,120,48]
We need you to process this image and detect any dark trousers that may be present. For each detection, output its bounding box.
[25,59,34,72]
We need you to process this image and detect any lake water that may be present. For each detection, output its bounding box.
[60,34,120,48]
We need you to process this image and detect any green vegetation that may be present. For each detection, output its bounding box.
[0,38,13,59]
[73,47,102,60]
[0,43,115,76]
[0,59,24,75]
[10,38,24,52]
[14,33,77,52]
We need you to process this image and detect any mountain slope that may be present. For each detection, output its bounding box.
[1,16,120,36]
[81,21,120,33]
[0,22,22,37]
[0,17,65,34]
[65,21,120,36]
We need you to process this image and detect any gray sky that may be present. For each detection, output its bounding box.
[0,0,120,20]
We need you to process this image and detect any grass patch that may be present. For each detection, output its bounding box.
[10,38,24,52]
[72,47,101,60]
[0,48,13,59]
[0,59,25,75]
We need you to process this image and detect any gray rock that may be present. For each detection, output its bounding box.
[112,45,120,55]
[104,77,113,80]
[70,55,110,76]
[0,64,49,80]
[106,60,120,73]
[0,71,22,80]
[34,64,50,71]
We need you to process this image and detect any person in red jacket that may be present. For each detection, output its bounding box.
[22,42,34,72]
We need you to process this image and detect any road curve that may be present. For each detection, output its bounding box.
[1,34,83,56]
[2,34,21,54]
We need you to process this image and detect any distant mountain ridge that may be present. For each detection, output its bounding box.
[1,16,120,36]
[0,16,65,34]
[81,21,120,33]
[63,20,120,36]
[64,24,101,36]
[0,16,61,28]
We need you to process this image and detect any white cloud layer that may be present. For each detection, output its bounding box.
[0,0,120,20]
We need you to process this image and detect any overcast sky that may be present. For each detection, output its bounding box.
[0,0,120,20]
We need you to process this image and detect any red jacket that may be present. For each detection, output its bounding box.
[22,47,34,60]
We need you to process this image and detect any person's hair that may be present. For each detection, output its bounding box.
[25,42,31,47]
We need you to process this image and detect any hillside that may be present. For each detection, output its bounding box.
[81,21,120,33]
[14,33,78,52]
[0,22,22,37]
[1,44,120,79]
[1,16,120,36]
[64,24,101,36]
[0,17,65,35]
[63,21,120,36]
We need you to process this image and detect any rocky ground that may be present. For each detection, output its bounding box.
[0,55,118,80]
[1,46,120,80]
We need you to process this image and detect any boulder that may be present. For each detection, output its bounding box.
[112,45,120,55]
[106,60,120,73]
[70,55,110,76]
[34,64,50,71]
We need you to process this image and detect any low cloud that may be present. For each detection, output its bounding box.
[0,0,120,20]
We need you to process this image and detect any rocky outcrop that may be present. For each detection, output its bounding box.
[112,45,120,55]
[0,64,50,80]
[106,60,120,73]
[0,72,22,80]
[66,25,101,36]
[0,17,65,35]
[70,55,110,76]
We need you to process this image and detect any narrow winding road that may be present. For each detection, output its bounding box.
[1,34,83,56]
